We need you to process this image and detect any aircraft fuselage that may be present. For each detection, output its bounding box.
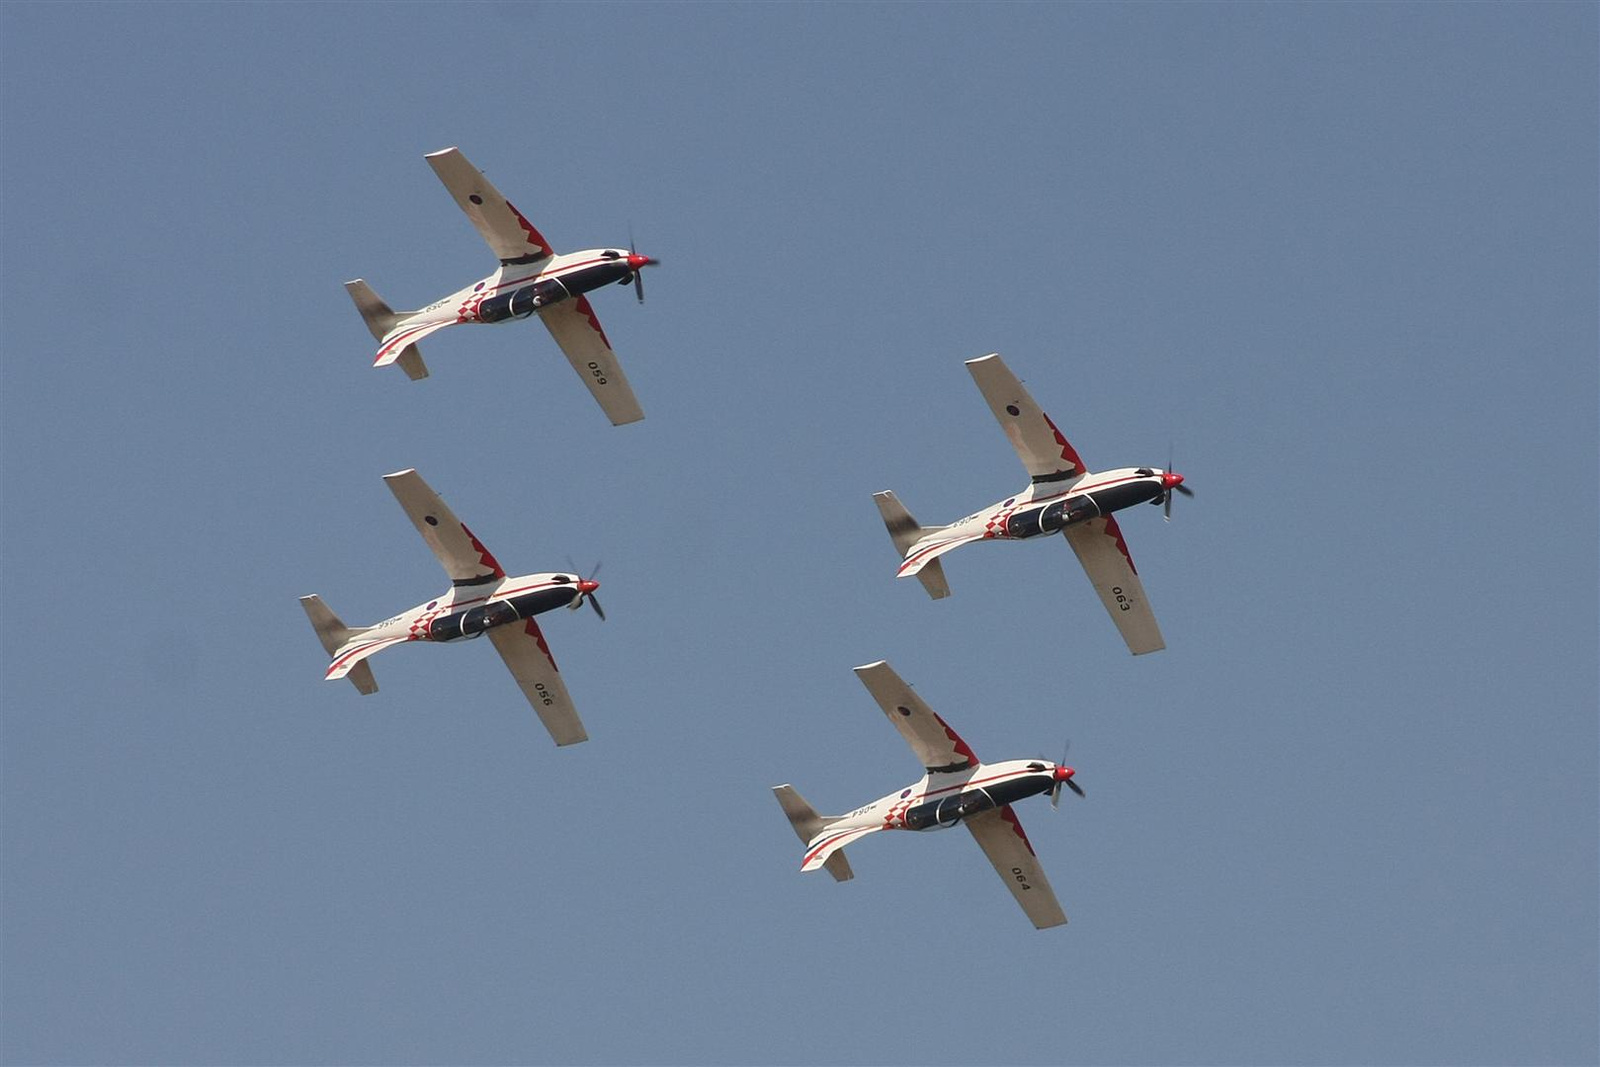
[414,249,647,329]
[831,759,1062,836]
[948,467,1175,543]
[363,572,583,647]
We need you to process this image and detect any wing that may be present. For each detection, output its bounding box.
[852,661,978,773]
[382,469,505,586]
[965,805,1067,930]
[538,297,645,425]
[424,147,555,264]
[1062,516,1164,655]
[487,620,588,746]
[801,825,882,874]
[965,353,1088,484]
[896,530,987,579]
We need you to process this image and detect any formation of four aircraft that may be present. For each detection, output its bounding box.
[304,148,1190,930]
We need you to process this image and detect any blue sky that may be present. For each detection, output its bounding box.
[2,4,1595,1064]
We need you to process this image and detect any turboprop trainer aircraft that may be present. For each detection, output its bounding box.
[345,147,657,426]
[875,353,1191,655]
[774,661,1082,930]
[299,469,602,747]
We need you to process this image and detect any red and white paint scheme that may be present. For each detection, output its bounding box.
[774,661,1083,930]
[875,353,1191,655]
[345,147,657,426]
[299,469,603,747]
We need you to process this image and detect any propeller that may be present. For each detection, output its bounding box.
[1050,740,1085,808]
[564,560,605,621]
[1161,445,1194,522]
[624,227,657,304]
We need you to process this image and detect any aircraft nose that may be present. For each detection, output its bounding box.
[577,579,600,594]
[1161,471,1184,489]
[626,253,655,270]
[1053,765,1075,781]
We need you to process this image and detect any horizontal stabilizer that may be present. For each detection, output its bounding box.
[800,825,880,878]
[915,558,950,600]
[345,661,378,696]
[346,280,436,379]
[344,279,405,341]
[395,345,429,380]
[374,318,454,369]
[300,594,364,656]
[774,785,853,882]
[774,785,828,844]
[325,635,410,690]
[301,595,379,695]
[873,490,944,558]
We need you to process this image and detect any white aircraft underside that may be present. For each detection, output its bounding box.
[875,353,1189,655]
[300,469,600,747]
[774,661,1082,930]
[345,147,654,426]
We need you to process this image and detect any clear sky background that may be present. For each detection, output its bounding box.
[2,4,1595,1065]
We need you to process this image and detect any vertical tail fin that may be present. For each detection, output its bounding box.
[344,279,429,381]
[773,785,853,882]
[872,491,952,600]
[299,595,378,695]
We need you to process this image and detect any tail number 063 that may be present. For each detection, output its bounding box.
[1112,585,1132,611]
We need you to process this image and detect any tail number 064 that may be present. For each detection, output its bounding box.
[1011,866,1033,890]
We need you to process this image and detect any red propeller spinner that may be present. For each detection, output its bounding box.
[1051,763,1085,805]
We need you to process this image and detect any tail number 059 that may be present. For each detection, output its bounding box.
[587,361,608,385]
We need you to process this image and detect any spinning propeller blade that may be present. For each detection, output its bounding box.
[1162,445,1192,522]
[1051,740,1083,807]
[626,228,657,304]
[564,560,605,621]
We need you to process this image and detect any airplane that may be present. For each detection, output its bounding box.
[299,468,603,746]
[345,147,657,426]
[874,352,1191,655]
[774,660,1083,930]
